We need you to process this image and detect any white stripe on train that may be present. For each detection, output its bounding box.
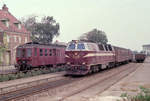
[83,53,115,57]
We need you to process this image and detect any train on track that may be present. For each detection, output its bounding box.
[15,40,146,75]
[15,42,66,71]
[65,40,146,75]
[134,53,146,63]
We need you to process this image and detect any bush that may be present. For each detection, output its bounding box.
[8,74,17,80]
[17,72,25,78]
[24,72,32,77]
[0,75,9,81]
[0,67,66,82]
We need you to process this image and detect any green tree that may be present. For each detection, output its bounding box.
[21,16,60,44]
[79,28,108,44]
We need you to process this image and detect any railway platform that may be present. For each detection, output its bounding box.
[0,71,65,91]
[89,57,150,101]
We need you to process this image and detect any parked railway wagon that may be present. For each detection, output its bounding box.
[134,53,146,63]
[65,40,133,76]
[15,42,66,71]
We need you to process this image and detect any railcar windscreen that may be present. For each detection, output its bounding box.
[77,43,85,49]
[68,43,75,49]
[67,43,86,50]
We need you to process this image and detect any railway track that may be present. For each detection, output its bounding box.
[0,72,65,95]
[59,63,141,101]
[0,77,73,101]
[0,63,140,101]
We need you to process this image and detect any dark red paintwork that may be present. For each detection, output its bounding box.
[134,53,146,62]
[66,40,133,76]
[15,42,66,71]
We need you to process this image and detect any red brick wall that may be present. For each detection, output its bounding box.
[6,32,30,64]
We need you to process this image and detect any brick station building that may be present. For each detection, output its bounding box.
[0,4,30,65]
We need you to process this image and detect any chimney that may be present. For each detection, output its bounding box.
[2,4,8,11]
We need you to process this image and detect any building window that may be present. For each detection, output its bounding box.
[19,37,21,43]
[14,36,17,42]
[1,19,9,27]
[14,22,21,29]
[7,35,9,43]
[25,37,28,43]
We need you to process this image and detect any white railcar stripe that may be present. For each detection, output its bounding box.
[83,53,115,57]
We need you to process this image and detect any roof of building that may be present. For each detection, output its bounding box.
[143,44,150,47]
[0,4,29,34]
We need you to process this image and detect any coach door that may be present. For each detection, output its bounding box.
[53,49,57,65]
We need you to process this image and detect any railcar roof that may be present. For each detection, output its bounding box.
[17,42,66,48]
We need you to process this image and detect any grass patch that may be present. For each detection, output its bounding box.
[121,86,150,101]
[0,67,66,82]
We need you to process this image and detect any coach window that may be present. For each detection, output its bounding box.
[34,48,37,56]
[27,48,32,57]
[108,45,112,51]
[45,49,48,56]
[104,45,108,51]
[58,50,60,56]
[49,49,52,56]
[40,49,43,56]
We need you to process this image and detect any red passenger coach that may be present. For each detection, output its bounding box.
[65,40,116,75]
[114,47,133,64]
[15,42,66,71]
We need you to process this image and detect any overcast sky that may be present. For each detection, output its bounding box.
[1,0,150,51]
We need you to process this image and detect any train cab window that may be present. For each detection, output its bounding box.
[77,43,85,49]
[104,45,108,51]
[27,49,32,57]
[45,49,48,56]
[49,49,52,56]
[108,45,112,51]
[68,43,75,49]
[98,44,104,51]
[34,48,37,56]
[40,49,43,56]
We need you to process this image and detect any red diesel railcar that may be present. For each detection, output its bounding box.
[66,40,133,76]
[15,42,66,71]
